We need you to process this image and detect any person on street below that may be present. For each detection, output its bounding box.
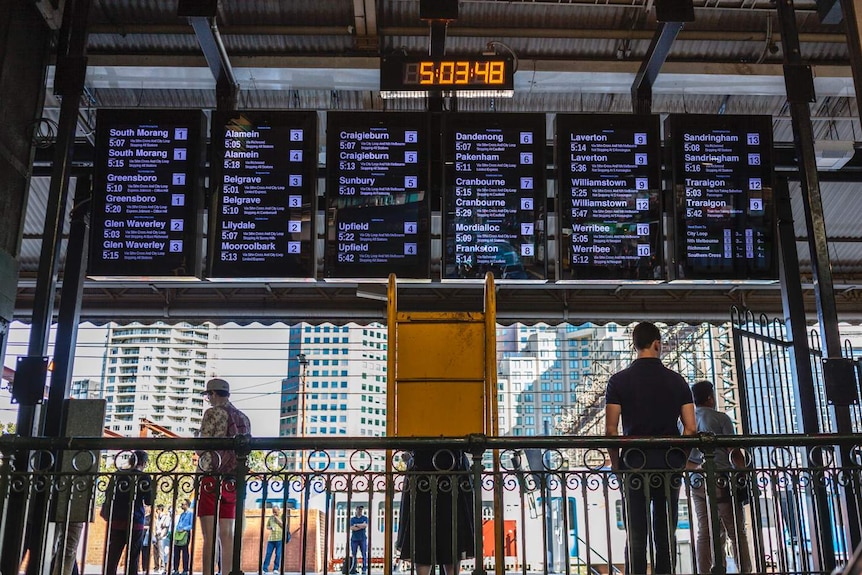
[262,505,286,574]
[102,450,153,575]
[349,505,369,574]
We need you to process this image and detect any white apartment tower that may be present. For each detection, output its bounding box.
[496,324,623,437]
[70,378,101,400]
[281,323,387,471]
[102,322,216,436]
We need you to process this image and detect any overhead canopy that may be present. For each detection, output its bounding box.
[14,0,862,324]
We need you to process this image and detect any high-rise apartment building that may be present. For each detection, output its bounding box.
[102,322,215,437]
[70,378,101,400]
[497,324,625,437]
[278,322,621,457]
[281,323,387,471]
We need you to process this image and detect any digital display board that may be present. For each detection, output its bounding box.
[443,113,546,280]
[325,112,430,278]
[667,114,775,280]
[556,114,662,280]
[209,111,317,279]
[380,54,515,92]
[90,109,205,278]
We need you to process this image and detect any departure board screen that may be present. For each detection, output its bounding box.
[443,113,546,280]
[556,114,662,280]
[209,111,317,279]
[325,112,430,279]
[90,109,205,278]
[667,114,775,280]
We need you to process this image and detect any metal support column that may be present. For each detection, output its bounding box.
[427,21,447,113]
[23,0,91,432]
[427,14,448,273]
[776,0,862,551]
[23,175,92,575]
[43,175,91,439]
[1,0,92,573]
[775,176,837,570]
[838,0,862,121]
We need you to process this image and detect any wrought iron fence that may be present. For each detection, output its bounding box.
[1,434,860,575]
[731,308,862,435]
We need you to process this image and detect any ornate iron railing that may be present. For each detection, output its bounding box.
[0,434,860,575]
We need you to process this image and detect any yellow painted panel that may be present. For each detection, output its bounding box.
[397,311,484,322]
[396,381,485,436]
[396,321,485,380]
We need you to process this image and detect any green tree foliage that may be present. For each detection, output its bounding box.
[97,449,272,513]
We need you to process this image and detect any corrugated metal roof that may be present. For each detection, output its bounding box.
[789,179,862,278]
[223,35,356,55]
[791,181,862,240]
[87,33,201,53]
[216,0,353,26]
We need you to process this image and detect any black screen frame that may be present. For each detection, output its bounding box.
[667,114,776,281]
[89,108,205,279]
[555,113,663,281]
[208,110,318,280]
[442,112,547,281]
[324,111,431,279]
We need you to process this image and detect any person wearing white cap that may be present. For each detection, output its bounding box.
[197,378,251,575]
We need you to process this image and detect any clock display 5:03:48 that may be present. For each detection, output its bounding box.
[403,60,507,86]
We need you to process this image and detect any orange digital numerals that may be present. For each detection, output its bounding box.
[406,60,506,86]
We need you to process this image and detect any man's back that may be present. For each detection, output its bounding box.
[606,357,692,437]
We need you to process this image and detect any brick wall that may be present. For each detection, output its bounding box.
[82,509,326,572]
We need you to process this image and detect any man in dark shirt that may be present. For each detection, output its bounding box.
[102,450,153,575]
[605,322,696,575]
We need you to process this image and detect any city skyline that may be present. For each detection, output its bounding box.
[1,321,291,436]
[1,319,776,443]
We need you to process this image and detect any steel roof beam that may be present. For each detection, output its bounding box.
[178,1,239,111]
[352,0,378,50]
[631,0,694,114]
[33,0,64,30]
[84,24,844,43]
[12,281,862,324]
[458,0,815,8]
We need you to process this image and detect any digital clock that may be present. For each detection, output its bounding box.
[381,54,514,93]
[405,60,506,86]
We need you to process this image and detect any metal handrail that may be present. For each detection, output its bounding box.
[1,432,860,575]
[571,532,623,575]
[1,432,860,453]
